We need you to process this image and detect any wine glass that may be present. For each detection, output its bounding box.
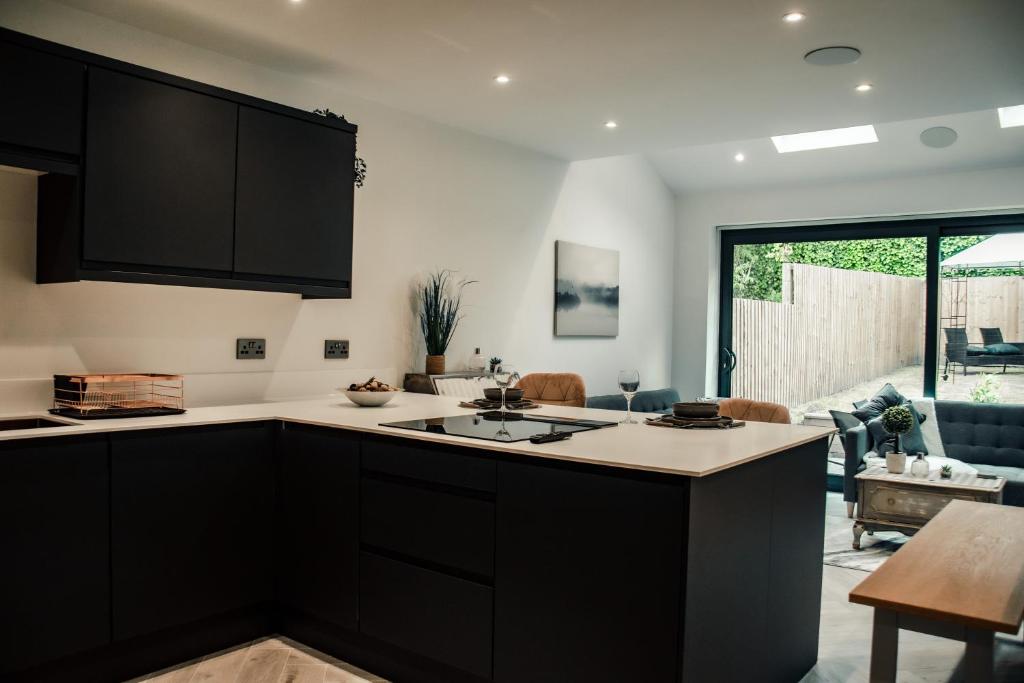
[493,364,519,412]
[617,369,640,424]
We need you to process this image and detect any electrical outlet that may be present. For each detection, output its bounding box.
[325,339,349,359]
[236,338,266,359]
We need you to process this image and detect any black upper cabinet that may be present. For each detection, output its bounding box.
[0,436,110,676]
[110,424,276,640]
[235,106,355,284]
[278,424,360,630]
[83,68,238,272]
[0,41,84,156]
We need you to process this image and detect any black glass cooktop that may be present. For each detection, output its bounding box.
[380,412,616,443]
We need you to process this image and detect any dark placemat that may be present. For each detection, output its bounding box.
[646,414,744,429]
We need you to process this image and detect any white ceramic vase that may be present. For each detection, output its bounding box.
[886,452,907,474]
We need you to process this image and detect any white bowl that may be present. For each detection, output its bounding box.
[343,389,398,407]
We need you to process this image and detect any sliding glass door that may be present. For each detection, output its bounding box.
[718,216,1024,419]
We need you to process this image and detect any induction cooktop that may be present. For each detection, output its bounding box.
[380,412,616,443]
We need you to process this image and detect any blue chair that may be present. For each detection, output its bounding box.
[586,388,681,415]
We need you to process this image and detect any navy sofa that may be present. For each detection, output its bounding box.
[844,401,1024,506]
[586,388,680,415]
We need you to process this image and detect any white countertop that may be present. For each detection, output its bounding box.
[0,393,834,477]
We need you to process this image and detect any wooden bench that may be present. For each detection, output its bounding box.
[849,500,1024,682]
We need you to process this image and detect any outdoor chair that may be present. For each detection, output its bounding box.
[942,327,1024,377]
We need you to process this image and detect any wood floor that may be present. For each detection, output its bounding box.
[124,636,386,683]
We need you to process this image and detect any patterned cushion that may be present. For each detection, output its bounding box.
[718,398,790,424]
[516,373,587,407]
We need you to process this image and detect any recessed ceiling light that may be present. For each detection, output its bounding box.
[997,104,1024,128]
[771,125,878,153]
[494,74,511,85]
[783,11,805,23]
[604,120,618,129]
[289,0,302,3]
[855,83,873,92]
[734,152,746,162]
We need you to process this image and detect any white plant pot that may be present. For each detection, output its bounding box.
[886,452,907,474]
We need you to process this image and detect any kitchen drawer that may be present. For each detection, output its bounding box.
[362,438,495,493]
[362,476,494,578]
[360,552,493,678]
[861,481,989,525]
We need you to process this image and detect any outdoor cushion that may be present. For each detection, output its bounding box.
[983,343,1021,355]
[966,344,987,356]
[969,465,1024,507]
[935,401,1024,468]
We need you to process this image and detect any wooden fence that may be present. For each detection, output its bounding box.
[941,275,1024,345]
[731,264,926,407]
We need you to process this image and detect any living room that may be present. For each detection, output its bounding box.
[1,1,1023,682]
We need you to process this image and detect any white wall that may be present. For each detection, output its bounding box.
[672,165,1024,400]
[0,0,676,411]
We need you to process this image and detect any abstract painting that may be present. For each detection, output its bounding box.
[554,241,619,336]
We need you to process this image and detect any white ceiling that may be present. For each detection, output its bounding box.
[51,0,1024,192]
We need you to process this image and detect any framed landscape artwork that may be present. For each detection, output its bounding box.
[554,240,619,337]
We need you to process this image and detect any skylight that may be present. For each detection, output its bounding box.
[997,105,1024,129]
[770,125,878,153]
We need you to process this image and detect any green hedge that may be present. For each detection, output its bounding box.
[733,236,1014,302]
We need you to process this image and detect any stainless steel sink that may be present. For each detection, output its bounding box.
[0,416,78,431]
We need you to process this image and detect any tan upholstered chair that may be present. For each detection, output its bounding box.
[718,397,791,424]
[516,373,586,408]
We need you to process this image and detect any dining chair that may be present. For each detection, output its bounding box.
[516,373,586,408]
[718,397,791,424]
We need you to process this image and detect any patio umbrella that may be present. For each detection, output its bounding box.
[941,232,1024,269]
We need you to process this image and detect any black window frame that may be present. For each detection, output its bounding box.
[717,213,1024,399]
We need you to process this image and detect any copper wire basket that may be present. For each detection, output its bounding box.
[51,374,186,419]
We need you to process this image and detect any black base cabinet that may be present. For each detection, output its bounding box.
[0,436,110,678]
[2,424,827,683]
[278,423,359,630]
[494,461,685,683]
[110,423,276,641]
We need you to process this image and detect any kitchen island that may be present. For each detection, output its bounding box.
[1,393,833,683]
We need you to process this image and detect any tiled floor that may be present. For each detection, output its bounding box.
[126,636,387,683]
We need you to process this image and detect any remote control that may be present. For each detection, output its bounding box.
[530,432,572,444]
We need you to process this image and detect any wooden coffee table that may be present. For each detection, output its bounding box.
[853,465,1005,549]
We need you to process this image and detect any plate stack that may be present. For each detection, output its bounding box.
[646,402,745,429]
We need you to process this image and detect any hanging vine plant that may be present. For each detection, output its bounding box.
[314,107,367,188]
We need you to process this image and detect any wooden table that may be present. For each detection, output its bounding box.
[854,465,1005,549]
[850,500,1024,682]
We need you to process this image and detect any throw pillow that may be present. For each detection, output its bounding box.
[984,343,1021,355]
[828,410,862,436]
[865,402,928,456]
[909,397,945,458]
[851,383,907,423]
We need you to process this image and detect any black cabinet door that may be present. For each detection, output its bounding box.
[110,424,275,640]
[84,68,237,272]
[235,107,354,283]
[278,424,359,629]
[0,436,110,675]
[0,41,84,155]
[494,462,685,683]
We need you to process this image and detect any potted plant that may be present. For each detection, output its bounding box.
[489,357,502,374]
[880,405,914,474]
[418,270,475,376]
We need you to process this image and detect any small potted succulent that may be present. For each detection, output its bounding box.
[940,464,953,479]
[881,405,914,474]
